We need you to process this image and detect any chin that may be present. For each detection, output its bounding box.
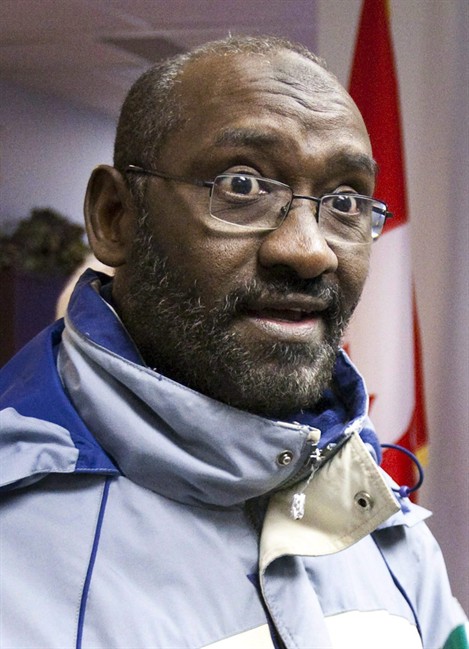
[213,356,337,419]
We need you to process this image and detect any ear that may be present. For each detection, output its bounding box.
[84,165,136,268]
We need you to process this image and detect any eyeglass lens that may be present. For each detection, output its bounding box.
[209,174,385,240]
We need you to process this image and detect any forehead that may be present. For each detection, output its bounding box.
[160,49,372,176]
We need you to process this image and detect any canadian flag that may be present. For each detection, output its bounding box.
[346,0,428,496]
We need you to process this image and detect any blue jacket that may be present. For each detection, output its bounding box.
[0,271,467,649]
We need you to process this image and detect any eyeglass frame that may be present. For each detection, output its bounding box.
[125,164,393,239]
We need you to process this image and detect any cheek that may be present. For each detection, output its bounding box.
[146,188,261,295]
[184,238,261,305]
[335,243,371,304]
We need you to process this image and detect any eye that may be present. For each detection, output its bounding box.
[330,193,360,215]
[218,174,263,197]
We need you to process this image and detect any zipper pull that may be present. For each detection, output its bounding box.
[290,446,323,520]
[289,432,354,520]
[291,493,306,520]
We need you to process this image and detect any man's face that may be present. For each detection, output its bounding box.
[114,50,375,418]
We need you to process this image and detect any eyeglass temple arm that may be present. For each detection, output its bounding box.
[125,165,213,189]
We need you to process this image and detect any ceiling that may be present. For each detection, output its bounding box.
[0,0,317,117]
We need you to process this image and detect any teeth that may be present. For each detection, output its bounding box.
[288,310,304,322]
[261,308,307,322]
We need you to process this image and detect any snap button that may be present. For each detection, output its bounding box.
[276,450,294,466]
[354,491,374,511]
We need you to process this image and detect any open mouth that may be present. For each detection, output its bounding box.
[229,286,338,343]
[245,307,319,323]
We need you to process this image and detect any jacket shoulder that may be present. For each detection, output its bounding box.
[0,322,118,490]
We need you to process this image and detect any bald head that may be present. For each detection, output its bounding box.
[113,35,343,177]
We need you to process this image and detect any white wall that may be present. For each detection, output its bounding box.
[317,0,469,612]
[0,80,115,231]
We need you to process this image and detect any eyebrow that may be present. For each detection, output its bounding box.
[214,128,280,149]
[326,152,379,179]
[213,127,378,178]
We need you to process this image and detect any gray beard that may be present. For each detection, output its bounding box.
[116,218,352,418]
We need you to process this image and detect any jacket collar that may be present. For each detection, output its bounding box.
[54,270,379,508]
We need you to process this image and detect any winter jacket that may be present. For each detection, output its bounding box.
[0,270,467,649]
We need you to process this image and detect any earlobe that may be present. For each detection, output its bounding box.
[84,165,135,268]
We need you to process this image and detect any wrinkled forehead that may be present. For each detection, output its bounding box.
[175,48,367,139]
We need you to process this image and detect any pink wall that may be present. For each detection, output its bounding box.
[0,81,115,229]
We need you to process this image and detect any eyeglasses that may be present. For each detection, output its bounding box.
[126,165,392,242]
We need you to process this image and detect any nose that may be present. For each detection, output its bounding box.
[257,202,339,278]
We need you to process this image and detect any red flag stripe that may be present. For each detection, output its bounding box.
[349,0,406,230]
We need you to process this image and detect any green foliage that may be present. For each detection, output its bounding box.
[0,208,89,276]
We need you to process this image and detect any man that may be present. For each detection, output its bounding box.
[0,36,466,649]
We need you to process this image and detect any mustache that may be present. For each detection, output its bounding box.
[220,276,343,319]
